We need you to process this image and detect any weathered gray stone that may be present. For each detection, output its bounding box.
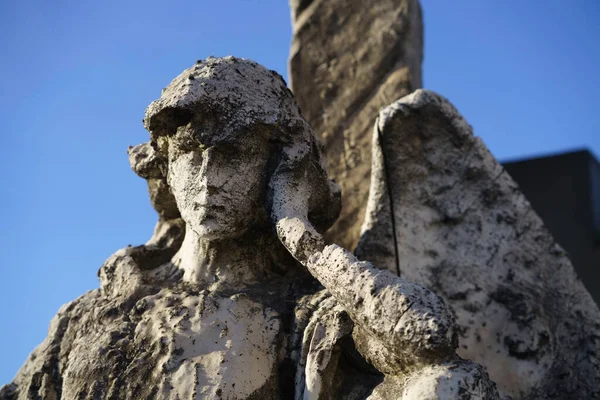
[128,142,180,221]
[356,89,600,399]
[1,59,499,400]
[302,245,499,399]
[289,0,423,251]
[308,245,456,373]
[369,360,500,400]
[1,57,342,400]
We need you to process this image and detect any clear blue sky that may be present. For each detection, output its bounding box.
[1,0,598,384]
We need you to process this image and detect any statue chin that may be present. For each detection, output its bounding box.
[190,219,249,241]
[191,218,222,237]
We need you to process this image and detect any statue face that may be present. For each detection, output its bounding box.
[166,124,271,240]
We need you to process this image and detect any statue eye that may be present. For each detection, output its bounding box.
[172,129,203,154]
[180,137,198,152]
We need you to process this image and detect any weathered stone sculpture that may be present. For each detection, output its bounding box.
[289,0,423,251]
[0,57,499,399]
[289,0,600,396]
[356,89,600,399]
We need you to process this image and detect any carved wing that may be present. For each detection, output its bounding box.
[354,90,600,399]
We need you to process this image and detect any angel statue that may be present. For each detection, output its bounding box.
[1,57,500,400]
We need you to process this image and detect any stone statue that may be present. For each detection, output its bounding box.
[289,1,600,396]
[354,90,600,399]
[0,57,500,399]
[289,0,423,252]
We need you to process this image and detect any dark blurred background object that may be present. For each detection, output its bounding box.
[503,149,600,304]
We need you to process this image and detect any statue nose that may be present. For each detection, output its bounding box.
[198,146,215,177]
[197,147,228,195]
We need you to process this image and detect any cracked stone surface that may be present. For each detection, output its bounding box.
[303,245,499,400]
[1,58,500,400]
[289,0,423,251]
[356,89,600,399]
[0,57,339,400]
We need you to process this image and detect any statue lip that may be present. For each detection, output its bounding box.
[193,201,225,210]
[193,202,226,221]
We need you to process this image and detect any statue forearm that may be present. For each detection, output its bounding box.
[306,244,457,369]
[275,214,458,368]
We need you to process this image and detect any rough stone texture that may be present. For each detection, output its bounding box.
[308,245,456,373]
[354,124,397,275]
[1,59,499,400]
[356,89,600,399]
[369,360,499,400]
[289,0,423,251]
[303,246,499,399]
[128,142,180,221]
[0,57,340,400]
